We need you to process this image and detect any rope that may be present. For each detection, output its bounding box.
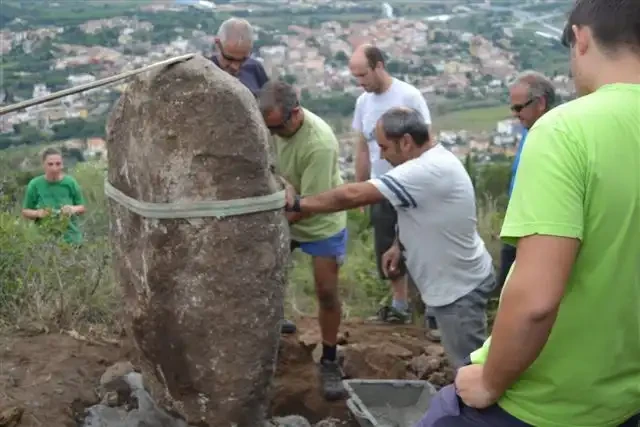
[0,53,196,116]
[3,53,287,219]
[104,181,286,219]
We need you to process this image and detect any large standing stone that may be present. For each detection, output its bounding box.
[105,54,289,426]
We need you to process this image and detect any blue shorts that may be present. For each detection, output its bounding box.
[290,228,348,265]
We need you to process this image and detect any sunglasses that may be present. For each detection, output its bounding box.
[217,42,248,64]
[267,108,295,132]
[511,98,535,113]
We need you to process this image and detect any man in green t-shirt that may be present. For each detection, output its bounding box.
[258,81,348,401]
[22,148,86,244]
[418,0,640,426]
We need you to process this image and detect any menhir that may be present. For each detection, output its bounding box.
[105,53,289,426]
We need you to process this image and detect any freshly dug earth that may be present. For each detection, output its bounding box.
[0,317,453,427]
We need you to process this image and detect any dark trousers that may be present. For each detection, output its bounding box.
[418,357,640,426]
[497,243,516,292]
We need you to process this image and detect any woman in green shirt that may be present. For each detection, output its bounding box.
[22,148,86,244]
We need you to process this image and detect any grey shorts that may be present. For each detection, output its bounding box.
[427,272,496,368]
[370,199,406,280]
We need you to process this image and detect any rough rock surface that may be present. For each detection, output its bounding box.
[105,54,289,426]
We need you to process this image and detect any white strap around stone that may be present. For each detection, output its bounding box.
[104,180,286,219]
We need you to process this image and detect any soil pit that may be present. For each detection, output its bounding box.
[0,317,453,427]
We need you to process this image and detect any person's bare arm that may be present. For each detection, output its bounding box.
[61,205,85,215]
[482,235,580,395]
[22,209,46,220]
[354,133,371,183]
[479,120,585,397]
[290,182,384,214]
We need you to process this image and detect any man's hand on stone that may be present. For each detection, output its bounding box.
[282,181,298,210]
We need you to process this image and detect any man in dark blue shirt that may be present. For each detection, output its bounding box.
[211,18,269,97]
[211,18,297,335]
[499,71,555,290]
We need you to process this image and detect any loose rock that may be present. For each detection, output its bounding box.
[265,415,312,427]
[0,407,24,427]
[408,354,442,380]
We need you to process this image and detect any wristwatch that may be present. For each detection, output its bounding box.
[286,195,302,213]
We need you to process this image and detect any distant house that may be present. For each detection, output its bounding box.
[496,119,520,136]
[63,139,85,150]
[85,137,107,158]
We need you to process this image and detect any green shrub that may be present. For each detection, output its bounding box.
[0,159,506,331]
[0,208,119,330]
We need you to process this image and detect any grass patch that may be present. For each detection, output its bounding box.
[0,158,506,332]
[434,105,511,132]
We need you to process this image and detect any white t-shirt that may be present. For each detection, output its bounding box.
[369,144,494,307]
[352,78,432,178]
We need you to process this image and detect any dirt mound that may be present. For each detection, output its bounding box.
[0,318,453,427]
[269,317,454,424]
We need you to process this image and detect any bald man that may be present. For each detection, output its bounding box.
[211,17,269,97]
[349,45,435,329]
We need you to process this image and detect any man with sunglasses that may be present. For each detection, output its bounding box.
[211,18,269,97]
[258,80,348,402]
[497,71,556,292]
[420,0,640,424]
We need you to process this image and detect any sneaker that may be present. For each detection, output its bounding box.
[426,328,442,342]
[318,359,346,401]
[425,316,441,342]
[368,305,411,325]
[280,319,297,334]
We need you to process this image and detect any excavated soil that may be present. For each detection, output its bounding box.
[0,317,453,427]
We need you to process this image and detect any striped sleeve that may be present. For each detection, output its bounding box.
[369,162,421,209]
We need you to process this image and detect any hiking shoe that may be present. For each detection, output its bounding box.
[425,316,441,342]
[318,359,346,401]
[426,328,442,342]
[368,305,411,325]
[281,319,297,334]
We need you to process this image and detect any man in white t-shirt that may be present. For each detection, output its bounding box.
[349,44,434,327]
[282,107,496,368]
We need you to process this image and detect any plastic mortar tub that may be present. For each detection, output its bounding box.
[343,379,437,427]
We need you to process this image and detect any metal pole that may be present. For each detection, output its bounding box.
[0,53,196,117]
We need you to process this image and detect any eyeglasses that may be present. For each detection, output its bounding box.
[511,98,535,113]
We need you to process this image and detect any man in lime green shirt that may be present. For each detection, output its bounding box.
[258,81,348,401]
[22,148,86,244]
[419,0,640,425]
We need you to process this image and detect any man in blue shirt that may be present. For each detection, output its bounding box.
[499,72,555,289]
[508,128,527,197]
[211,18,269,97]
